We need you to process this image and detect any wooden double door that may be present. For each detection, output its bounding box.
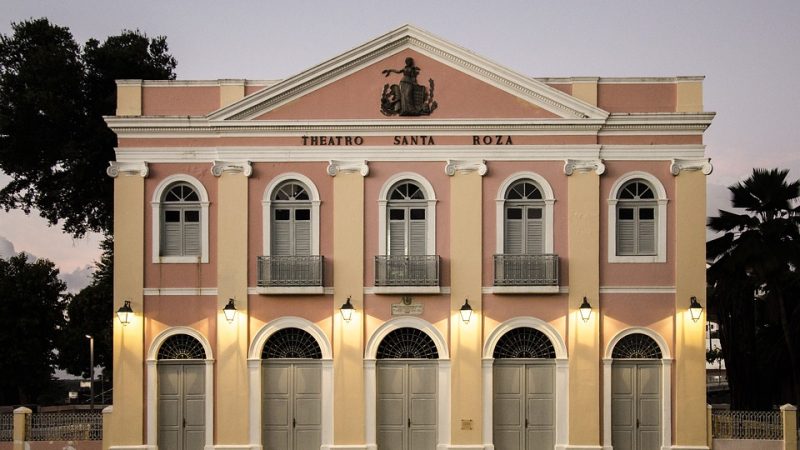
[611,362,662,450]
[377,361,438,450]
[493,361,555,450]
[262,360,322,450]
[157,362,206,450]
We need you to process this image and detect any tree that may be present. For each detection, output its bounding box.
[0,18,176,238]
[0,254,67,404]
[707,168,800,408]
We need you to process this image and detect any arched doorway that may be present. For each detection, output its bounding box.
[156,333,207,450]
[492,327,557,450]
[610,333,664,450]
[261,327,323,450]
[376,327,439,450]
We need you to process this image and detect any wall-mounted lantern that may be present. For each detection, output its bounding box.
[579,297,592,323]
[460,299,473,324]
[689,296,703,322]
[340,297,354,322]
[116,300,133,326]
[223,298,237,323]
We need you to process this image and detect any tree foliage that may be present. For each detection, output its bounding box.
[0,18,176,237]
[707,168,800,408]
[0,254,66,405]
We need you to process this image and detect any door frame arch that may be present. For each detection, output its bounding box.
[364,317,450,450]
[146,326,214,450]
[248,316,333,450]
[482,317,568,450]
[603,327,672,450]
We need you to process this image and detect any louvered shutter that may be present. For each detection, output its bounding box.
[637,209,656,255]
[505,208,523,254]
[294,220,311,256]
[409,217,426,255]
[163,209,182,256]
[272,211,291,256]
[389,216,406,255]
[617,209,636,255]
[183,224,201,256]
[526,208,544,255]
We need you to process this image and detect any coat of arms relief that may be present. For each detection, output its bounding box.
[380,57,438,116]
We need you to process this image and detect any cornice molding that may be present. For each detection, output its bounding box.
[444,159,487,176]
[670,158,713,176]
[210,160,253,177]
[327,160,369,177]
[564,158,605,176]
[106,161,148,178]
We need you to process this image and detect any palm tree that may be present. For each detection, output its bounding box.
[707,168,800,406]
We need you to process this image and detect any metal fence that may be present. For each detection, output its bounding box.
[375,255,439,286]
[257,255,324,287]
[493,254,559,286]
[0,414,11,442]
[712,410,783,440]
[26,412,103,441]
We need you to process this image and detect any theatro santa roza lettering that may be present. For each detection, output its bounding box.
[300,135,514,145]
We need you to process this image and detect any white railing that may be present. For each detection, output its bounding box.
[0,413,11,441]
[712,410,783,440]
[26,411,102,441]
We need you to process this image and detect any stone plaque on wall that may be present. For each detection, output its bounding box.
[391,296,423,316]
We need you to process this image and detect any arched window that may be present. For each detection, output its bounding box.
[616,180,657,256]
[493,327,556,359]
[262,328,322,359]
[271,181,311,256]
[161,183,201,257]
[387,181,428,256]
[504,180,545,255]
[157,334,207,360]
[376,327,439,359]
[611,333,662,359]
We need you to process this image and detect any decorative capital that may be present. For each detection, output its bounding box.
[106,161,148,178]
[327,160,369,177]
[211,160,252,177]
[564,159,605,176]
[670,158,713,176]
[445,160,487,177]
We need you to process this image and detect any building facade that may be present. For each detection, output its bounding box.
[104,25,713,450]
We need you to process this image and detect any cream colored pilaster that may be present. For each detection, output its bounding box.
[116,80,142,116]
[446,160,486,445]
[565,159,604,449]
[673,160,712,449]
[571,77,599,107]
[107,162,147,447]
[330,160,367,446]
[676,77,704,113]
[214,161,251,446]
[219,79,246,108]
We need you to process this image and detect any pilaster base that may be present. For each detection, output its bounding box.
[323,446,370,450]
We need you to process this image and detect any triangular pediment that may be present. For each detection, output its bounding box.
[208,25,608,122]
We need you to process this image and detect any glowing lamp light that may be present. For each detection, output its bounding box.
[116,300,133,326]
[340,297,355,322]
[689,296,703,323]
[223,298,237,323]
[579,297,592,323]
[459,299,473,324]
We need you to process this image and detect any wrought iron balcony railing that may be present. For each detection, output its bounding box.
[493,254,559,286]
[375,255,439,286]
[257,256,323,287]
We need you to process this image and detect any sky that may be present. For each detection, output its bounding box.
[2,0,800,289]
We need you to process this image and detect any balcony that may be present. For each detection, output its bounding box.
[374,255,440,294]
[257,256,324,295]
[493,254,560,294]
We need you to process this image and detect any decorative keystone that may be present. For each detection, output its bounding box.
[106,161,148,178]
[444,160,487,176]
[327,160,369,177]
[211,160,253,177]
[564,159,605,176]
[670,158,713,176]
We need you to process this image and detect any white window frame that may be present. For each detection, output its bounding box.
[262,173,321,256]
[378,172,437,256]
[152,175,210,263]
[496,172,555,254]
[608,172,668,263]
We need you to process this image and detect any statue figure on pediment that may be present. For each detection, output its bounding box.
[381,57,438,116]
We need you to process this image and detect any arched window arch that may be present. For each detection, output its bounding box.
[262,327,323,359]
[152,175,210,263]
[611,333,663,359]
[376,327,439,359]
[386,180,429,256]
[493,327,556,359]
[495,172,555,254]
[270,180,312,256]
[608,172,667,263]
[503,180,546,255]
[377,173,437,257]
[157,333,207,360]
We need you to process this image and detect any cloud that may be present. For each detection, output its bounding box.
[0,235,93,292]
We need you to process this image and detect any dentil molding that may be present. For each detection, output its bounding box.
[327,160,369,177]
[211,160,252,177]
[563,159,605,176]
[670,158,713,176]
[444,159,488,176]
[106,161,148,178]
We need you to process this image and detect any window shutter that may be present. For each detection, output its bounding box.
[505,216,523,254]
[617,218,636,255]
[638,218,656,255]
[272,220,291,256]
[526,215,544,255]
[409,218,426,255]
[163,222,182,256]
[294,220,311,256]
[183,222,201,256]
[389,219,406,255]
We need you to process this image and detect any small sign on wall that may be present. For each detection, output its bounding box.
[391,296,423,316]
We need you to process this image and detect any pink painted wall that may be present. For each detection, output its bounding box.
[481,161,569,286]
[601,293,675,357]
[255,50,559,121]
[248,295,333,353]
[0,443,11,450]
[597,83,676,113]
[363,162,451,287]
[246,162,334,286]
[144,164,218,289]
[144,295,217,358]
[142,86,220,116]
[599,135,702,145]
[483,294,568,349]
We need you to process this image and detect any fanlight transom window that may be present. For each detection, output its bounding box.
[506,181,543,200]
[611,333,662,359]
[504,180,545,255]
[262,328,322,359]
[271,181,312,256]
[157,334,207,360]
[616,180,657,256]
[376,327,439,359]
[387,181,428,256]
[161,183,201,257]
[273,182,310,201]
[493,327,556,359]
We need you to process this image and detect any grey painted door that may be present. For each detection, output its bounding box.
[377,362,437,450]
[612,363,661,450]
[493,361,555,450]
[157,362,205,450]
[263,361,322,450]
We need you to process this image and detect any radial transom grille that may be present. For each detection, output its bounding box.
[376,327,439,359]
[493,327,556,359]
[157,334,206,360]
[612,333,662,359]
[262,328,322,359]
